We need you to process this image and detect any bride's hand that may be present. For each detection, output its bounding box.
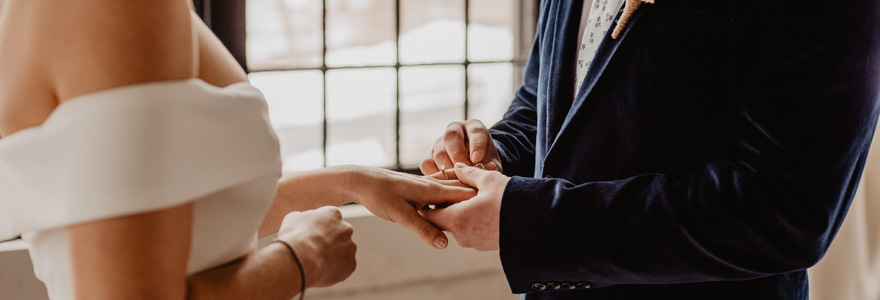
[343,165,477,249]
[276,206,357,288]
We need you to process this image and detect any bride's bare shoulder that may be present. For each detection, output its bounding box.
[3,0,197,102]
[0,0,198,136]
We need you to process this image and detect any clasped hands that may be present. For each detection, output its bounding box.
[418,119,508,252]
[337,119,508,252]
[270,119,507,289]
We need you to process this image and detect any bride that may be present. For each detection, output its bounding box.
[0,0,474,299]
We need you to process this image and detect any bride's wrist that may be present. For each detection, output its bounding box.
[334,165,368,205]
[266,241,307,296]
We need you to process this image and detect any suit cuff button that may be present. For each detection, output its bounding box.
[531,282,547,291]
[544,175,553,179]
[547,282,560,290]
[560,282,575,290]
[576,282,592,289]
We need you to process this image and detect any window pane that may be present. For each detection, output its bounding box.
[247,0,323,70]
[468,63,514,127]
[326,68,396,167]
[326,0,396,67]
[400,66,465,169]
[399,0,465,65]
[468,0,515,62]
[249,71,324,172]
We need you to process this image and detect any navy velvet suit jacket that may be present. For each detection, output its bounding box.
[491,0,880,299]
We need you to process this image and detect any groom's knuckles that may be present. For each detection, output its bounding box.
[443,123,466,145]
[445,147,470,165]
[465,121,490,156]
[485,161,499,172]
[465,119,488,137]
[443,127,471,164]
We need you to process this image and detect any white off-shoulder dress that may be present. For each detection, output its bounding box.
[0,80,282,299]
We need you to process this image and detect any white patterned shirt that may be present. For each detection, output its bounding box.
[575,0,624,98]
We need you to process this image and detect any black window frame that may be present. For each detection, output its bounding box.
[196,0,538,172]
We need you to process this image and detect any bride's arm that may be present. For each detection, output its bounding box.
[259,165,477,249]
[41,1,353,299]
[69,205,193,299]
[192,11,248,87]
[71,204,355,300]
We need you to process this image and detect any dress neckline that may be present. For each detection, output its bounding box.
[1,79,255,141]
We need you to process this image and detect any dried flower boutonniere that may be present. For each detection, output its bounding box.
[612,0,655,39]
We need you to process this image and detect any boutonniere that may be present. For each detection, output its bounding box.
[612,0,655,39]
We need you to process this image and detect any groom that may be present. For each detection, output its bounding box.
[421,0,880,299]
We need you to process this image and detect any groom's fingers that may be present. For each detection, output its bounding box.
[442,123,473,166]
[452,162,489,189]
[420,157,440,175]
[464,120,491,163]
[432,140,455,173]
[421,205,458,232]
[425,169,459,181]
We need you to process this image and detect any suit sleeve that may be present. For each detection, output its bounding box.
[498,2,880,292]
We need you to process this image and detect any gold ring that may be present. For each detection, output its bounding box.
[475,163,485,170]
[441,168,449,180]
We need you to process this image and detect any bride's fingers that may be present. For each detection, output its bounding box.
[427,168,459,181]
[420,157,441,175]
[427,171,446,180]
[436,179,470,188]
[392,207,449,249]
[413,183,475,208]
[443,168,458,180]
[440,185,476,202]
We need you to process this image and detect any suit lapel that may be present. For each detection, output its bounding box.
[545,1,649,159]
[543,0,583,139]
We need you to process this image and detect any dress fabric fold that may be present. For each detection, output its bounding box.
[0,79,282,299]
[0,79,281,239]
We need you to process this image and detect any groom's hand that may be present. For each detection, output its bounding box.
[421,119,503,176]
[421,163,509,251]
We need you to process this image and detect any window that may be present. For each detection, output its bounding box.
[203,0,537,173]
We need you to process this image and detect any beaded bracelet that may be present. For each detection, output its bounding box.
[272,240,306,300]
